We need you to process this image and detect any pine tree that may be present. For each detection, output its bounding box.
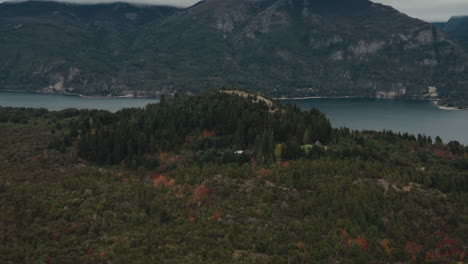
[275,144,283,162]
[303,126,312,145]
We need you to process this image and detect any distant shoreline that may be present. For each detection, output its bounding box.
[276,96,360,100]
[432,101,466,111]
[276,95,439,101]
[1,90,466,110]
[0,90,158,99]
[278,95,466,111]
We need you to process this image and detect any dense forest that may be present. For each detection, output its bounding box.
[75,92,331,167]
[0,91,467,263]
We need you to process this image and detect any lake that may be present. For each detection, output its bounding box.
[283,98,468,144]
[1,92,467,144]
[0,91,158,112]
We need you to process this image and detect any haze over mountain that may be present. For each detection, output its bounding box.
[1,0,468,106]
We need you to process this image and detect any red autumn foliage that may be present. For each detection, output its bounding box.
[434,149,449,159]
[188,216,196,222]
[425,251,435,260]
[281,161,290,167]
[168,156,179,162]
[202,129,215,138]
[31,155,40,162]
[99,252,106,258]
[339,229,350,240]
[151,174,176,189]
[405,241,423,254]
[167,179,176,188]
[339,229,368,252]
[379,239,392,256]
[424,231,464,262]
[87,248,93,255]
[209,212,222,221]
[351,237,369,252]
[435,231,456,248]
[404,241,423,260]
[192,185,212,203]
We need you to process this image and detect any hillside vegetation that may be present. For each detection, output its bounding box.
[0,91,467,263]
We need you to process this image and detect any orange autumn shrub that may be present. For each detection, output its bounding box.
[190,184,213,205]
[208,212,222,221]
[151,174,176,189]
[379,239,392,256]
[202,129,215,138]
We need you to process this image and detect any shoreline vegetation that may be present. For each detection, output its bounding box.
[1,89,466,111]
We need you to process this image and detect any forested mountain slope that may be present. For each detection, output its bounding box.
[0,91,467,263]
[444,16,468,45]
[1,0,468,107]
[0,1,178,96]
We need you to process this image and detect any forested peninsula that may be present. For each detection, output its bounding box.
[0,91,467,263]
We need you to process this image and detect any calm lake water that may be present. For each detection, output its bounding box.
[284,98,468,144]
[1,92,467,144]
[0,91,158,112]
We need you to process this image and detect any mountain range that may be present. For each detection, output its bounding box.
[1,0,468,107]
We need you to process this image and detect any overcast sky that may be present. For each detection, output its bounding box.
[1,0,467,21]
[372,0,468,22]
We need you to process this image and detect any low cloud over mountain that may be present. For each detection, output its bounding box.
[0,0,199,8]
[1,0,467,21]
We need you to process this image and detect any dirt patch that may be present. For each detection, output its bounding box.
[220,90,277,112]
